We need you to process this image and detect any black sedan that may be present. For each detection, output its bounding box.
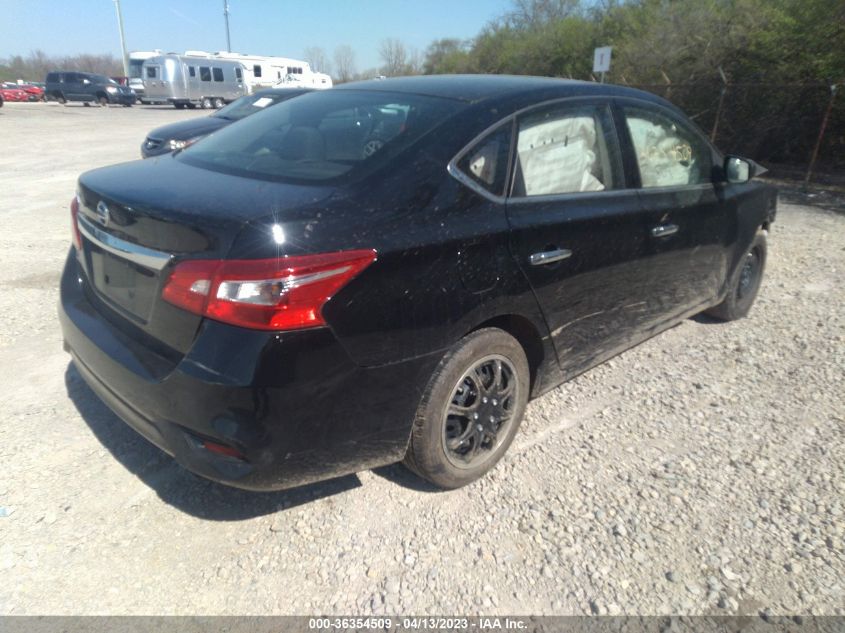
[60,75,776,491]
[140,88,312,158]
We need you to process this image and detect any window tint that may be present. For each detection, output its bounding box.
[213,67,224,82]
[624,106,711,188]
[456,125,512,196]
[200,67,211,82]
[189,66,196,78]
[179,91,464,183]
[253,65,262,78]
[513,105,620,197]
[145,66,157,79]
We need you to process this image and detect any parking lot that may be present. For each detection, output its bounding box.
[0,101,843,615]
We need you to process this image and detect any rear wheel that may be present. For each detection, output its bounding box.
[98,95,109,107]
[200,97,212,109]
[404,328,529,489]
[706,230,767,321]
[213,97,224,109]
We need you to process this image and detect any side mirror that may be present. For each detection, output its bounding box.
[725,156,752,183]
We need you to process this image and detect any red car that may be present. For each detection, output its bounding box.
[17,84,45,101]
[0,86,29,102]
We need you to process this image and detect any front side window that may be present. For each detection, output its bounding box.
[213,67,224,82]
[513,104,620,197]
[189,66,196,78]
[200,66,211,82]
[235,67,242,80]
[253,65,262,78]
[456,124,512,196]
[624,106,711,188]
[145,66,157,79]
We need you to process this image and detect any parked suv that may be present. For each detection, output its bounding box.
[45,71,136,106]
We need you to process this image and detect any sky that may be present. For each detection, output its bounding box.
[1,0,515,72]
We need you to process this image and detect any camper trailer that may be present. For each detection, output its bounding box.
[127,50,162,103]
[141,53,247,109]
[195,51,333,92]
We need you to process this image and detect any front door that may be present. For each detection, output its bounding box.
[505,100,653,378]
[616,101,733,327]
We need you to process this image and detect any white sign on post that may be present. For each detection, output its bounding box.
[593,46,612,74]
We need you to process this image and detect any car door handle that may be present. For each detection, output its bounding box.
[529,248,572,266]
[651,223,679,238]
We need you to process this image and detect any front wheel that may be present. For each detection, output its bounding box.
[200,97,212,109]
[404,328,530,489]
[706,230,767,321]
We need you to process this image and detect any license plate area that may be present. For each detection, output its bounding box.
[88,247,159,323]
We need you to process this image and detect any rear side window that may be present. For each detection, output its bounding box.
[213,67,224,82]
[455,124,512,197]
[179,90,464,184]
[623,105,711,188]
[145,66,157,79]
[512,104,621,197]
[253,65,262,78]
[200,67,211,82]
[189,66,196,78]
[235,67,242,80]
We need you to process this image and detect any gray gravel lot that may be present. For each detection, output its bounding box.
[0,102,843,616]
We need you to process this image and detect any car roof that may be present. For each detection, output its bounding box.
[333,74,667,106]
[253,88,313,97]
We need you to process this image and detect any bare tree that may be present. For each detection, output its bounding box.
[333,45,356,83]
[379,38,408,76]
[303,46,331,75]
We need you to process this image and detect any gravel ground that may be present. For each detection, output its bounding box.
[0,102,843,616]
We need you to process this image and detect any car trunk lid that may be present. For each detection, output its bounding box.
[75,156,336,357]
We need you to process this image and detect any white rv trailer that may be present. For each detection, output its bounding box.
[141,53,247,109]
[127,50,162,102]
[191,51,333,91]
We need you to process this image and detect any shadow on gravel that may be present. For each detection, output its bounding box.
[371,463,443,493]
[64,363,362,520]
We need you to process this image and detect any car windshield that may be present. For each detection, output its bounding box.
[178,89,464,183]
[212,91,301,121]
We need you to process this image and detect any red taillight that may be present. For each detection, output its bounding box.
[162,250,376,331]
[70,195,82,250]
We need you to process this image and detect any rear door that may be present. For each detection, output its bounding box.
[505,99,653,377]
[616,100,732,326]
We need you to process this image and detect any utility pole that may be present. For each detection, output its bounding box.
[113,0,129,77]
[223,0,232,52]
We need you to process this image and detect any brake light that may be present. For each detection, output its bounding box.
[70,195,82,250]
[162,250,376,331]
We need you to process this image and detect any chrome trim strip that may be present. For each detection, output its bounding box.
[77,213,173,271]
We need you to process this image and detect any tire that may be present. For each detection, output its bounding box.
[174,103,186,110]
[55,93,66,104]
[403,327,530,489]
[200,97,212,109]
[706,230,767,321]
[186,103,197,110]
[98,95,108,107]
[213,98,224,109]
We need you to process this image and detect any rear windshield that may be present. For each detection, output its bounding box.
[177,90,464,183]
[213,91,305,121]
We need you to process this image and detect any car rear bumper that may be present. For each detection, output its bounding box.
[59,249,435,490]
